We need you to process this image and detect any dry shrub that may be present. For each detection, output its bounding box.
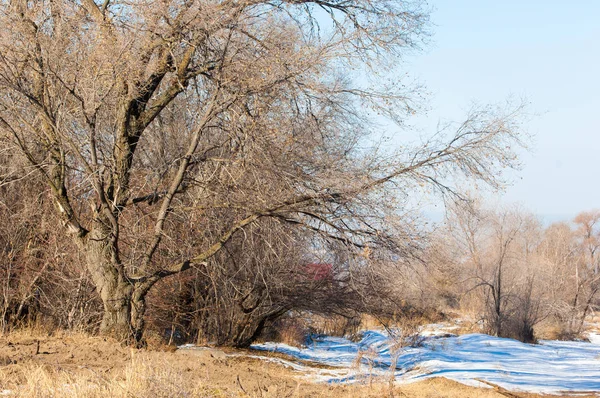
[0,181,101,335]
[387,316,427,350]
[266,308,447,347]
[305,313,362,337]
[144,330,178,352]
[500,317,536,344]
[258,312,364,347]
[398,306,446,326]
[357,314,382,331]
[534,317,581,341]
[535,321,568,341]
[276,318,309,347]
[365,306,446,336]
[258,316,310,347]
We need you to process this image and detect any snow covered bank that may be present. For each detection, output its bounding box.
[251,331,600,394]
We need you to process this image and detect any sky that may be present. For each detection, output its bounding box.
[401,0,600,223]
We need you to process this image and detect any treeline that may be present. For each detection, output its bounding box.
[3,170,598,345]
[0,0,528,346]
[414,204,600,342]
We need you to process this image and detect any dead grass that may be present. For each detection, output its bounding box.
[1,354,222,397]
[0,330,596,398]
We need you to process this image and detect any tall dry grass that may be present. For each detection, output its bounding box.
[0,354,227,397]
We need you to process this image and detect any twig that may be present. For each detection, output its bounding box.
[236,374,248,395]
[474,379,524,398]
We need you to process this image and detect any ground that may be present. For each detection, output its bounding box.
[0,331,596,398]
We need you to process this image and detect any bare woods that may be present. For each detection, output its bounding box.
[424,205,600,342]
[0,0,566,347]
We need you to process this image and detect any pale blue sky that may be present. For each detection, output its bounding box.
[404,0,600,222]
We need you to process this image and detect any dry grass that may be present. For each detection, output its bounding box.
[0,330,596,398]
[1,354,225,397]
[0,359,502,398]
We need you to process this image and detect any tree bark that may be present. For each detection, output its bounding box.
[99,280,133,339]
[131,285,151,345]
[81,222,136,341]
[234,308,288,348]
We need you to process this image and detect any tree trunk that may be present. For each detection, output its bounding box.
[99,280,133,339]
[131,285,151,345]
[81,224,136,341]
[234,308,288,348]
[495,265,502,337]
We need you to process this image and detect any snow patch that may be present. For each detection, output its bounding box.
[587,332,600,345]
[251,332,600,394]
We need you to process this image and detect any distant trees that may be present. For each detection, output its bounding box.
[441,203,543,342]
[428,204,600,342]
[0,0,525,344]
[552,211,600,335]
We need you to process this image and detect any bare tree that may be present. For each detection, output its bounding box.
[0,0,524,343]
[566,211,600,332]
[574,211,600,273]
[446,202,544,342]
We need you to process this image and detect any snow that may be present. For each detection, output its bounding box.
[587,332,600,345]
[418,323,459,337]
[250,330,600,394]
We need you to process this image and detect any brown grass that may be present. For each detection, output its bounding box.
[0,330,595,398]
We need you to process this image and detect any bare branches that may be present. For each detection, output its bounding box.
[0,0,525,341]
[143,92,221,267]
[81,0,106,23]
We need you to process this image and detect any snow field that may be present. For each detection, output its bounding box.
[250,329,600,394]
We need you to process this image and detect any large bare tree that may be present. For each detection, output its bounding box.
[0,0,524,343]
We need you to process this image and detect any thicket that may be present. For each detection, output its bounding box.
[417,204,600,342]
[0,0,546,346]
[3,169,599,344]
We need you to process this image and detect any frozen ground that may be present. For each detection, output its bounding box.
[248,328,600,395]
